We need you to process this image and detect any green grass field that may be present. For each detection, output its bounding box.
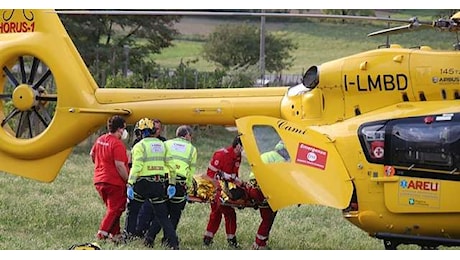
[0,126,386,250]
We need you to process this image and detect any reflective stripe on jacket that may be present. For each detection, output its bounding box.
[165,137,197,187]
[128,137,167,185]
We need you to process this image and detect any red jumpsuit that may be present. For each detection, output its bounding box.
[91,133,129,239]
[246,149,285,249]
[203,145,241,241]
[247,184,277,249]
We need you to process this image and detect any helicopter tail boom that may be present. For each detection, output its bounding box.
[0,9,290,182]
[94,87,285,125]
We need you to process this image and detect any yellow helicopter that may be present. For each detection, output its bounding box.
[1,9,460,250]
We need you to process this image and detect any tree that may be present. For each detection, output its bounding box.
[202,23,297,73]
[59,13,180,86]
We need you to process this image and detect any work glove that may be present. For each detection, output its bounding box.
[127,185,134,200]
[167,185,176,199]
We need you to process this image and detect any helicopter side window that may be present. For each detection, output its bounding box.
[388,115,460,174]
[358,115,460,177]
[252,125,291,163]
[358,122,387,164]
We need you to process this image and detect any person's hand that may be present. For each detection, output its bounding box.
[215,170,223,180]
[167,185,176,199]
[127,185,134,200]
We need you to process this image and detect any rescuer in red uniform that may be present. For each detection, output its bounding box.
[247,140,290,249]
[201,135,243,248]
[90,115,129,243]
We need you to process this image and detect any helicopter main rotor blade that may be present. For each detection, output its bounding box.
[53,10,432,24]
[368,23,434,37]
[368,24,414,37]
[58,10,458,37]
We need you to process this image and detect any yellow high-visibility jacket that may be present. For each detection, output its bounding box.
[164,137,197,188]
[128,137,168,185]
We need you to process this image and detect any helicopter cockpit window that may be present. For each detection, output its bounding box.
[252,125,291,163]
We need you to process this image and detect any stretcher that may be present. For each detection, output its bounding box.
[187,176,258,209]
[187,195,257,208]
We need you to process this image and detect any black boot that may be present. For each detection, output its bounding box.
[161,237,170,247]
[203,236,213,246]
[144,237,154,248]
[227,237,240,249]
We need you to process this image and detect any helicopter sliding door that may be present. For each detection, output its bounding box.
[236,116,353,211]
[359,113,460,213]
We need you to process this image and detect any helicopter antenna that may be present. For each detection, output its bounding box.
[386,17,391,48]
[377,16,391,49]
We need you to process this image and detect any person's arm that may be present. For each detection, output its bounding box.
[164,141,176,185]
[111,140,130,182]
[90,142,96,163]
[127,143,143,185]
[115,160,129,182]
[204,151,223,188]
[199,171,217,187]
[186,146,198,188]
[232,157,243,186]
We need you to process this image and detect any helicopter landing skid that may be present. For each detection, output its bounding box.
[376,232,460,250]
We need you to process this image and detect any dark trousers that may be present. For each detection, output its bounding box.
[125,178,179,249]
[146,184,186,243]
[145,201,179,248]
[125,198,143,236]
[136,201,154,235]
[125,178,165,236]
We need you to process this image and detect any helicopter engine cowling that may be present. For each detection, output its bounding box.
[281,44,460,128]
